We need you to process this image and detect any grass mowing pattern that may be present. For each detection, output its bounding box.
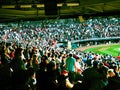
[85,44,120,57]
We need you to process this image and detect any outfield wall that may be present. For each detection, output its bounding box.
[57,37,120,49]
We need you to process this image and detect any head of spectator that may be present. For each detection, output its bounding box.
[14,47,25,59]
[112,65,120,77]
[98,61,109,75]
[69,53,73,57]
[103,59,110,68]
[107,69,115,78]
[92,60,99,68]
[46,61,56,72]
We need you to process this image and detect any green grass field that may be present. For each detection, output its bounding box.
[85,44,120,57]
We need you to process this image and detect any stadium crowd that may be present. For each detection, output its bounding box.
[0,16,120,90]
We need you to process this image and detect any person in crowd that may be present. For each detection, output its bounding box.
[65,53,77,72]
[45,61,59,90]
[82,60,109,90]
[36,55,49,90]
[65,53,78,84]
[103,59,110,68]
[10,67,34,90]
[4,43,11,60]
[9,49,15,60]
[0,62,12,90]
[28,54,39,72]
[104,68,120,90]
[10,47,27,73]
[58,70,73,90]
[1,43,12,64]
[1,44,8,64]
[60,56,66,71]
[112,65,120,77]
[75,57,83,74]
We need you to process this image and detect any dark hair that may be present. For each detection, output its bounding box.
[46,61,56,71]
[41,55,48,62]
[6,43,11,47]
[69,53,73,57]
[93,60,99,68]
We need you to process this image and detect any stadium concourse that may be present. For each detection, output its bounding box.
[0,16,120,90]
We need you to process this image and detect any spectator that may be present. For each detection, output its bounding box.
[36,55,49,90]
[82,60,108,90]
[104,69,120,90]
[45,61,59,90]
[10,47,27,73]
[65,53,76,72]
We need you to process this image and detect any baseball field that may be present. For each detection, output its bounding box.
[78,43,120,57]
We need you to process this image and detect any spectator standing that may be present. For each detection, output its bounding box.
[65,53,78,84]
[65,53,76,72]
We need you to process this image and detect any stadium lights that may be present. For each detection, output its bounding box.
[57,3,63,7]
[1,3,78,9]
[20,5,32,8]
[67,3,79,6]
[37,4,45,8]
[2,5,15,8]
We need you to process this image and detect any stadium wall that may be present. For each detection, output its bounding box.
[57,37,120,49]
